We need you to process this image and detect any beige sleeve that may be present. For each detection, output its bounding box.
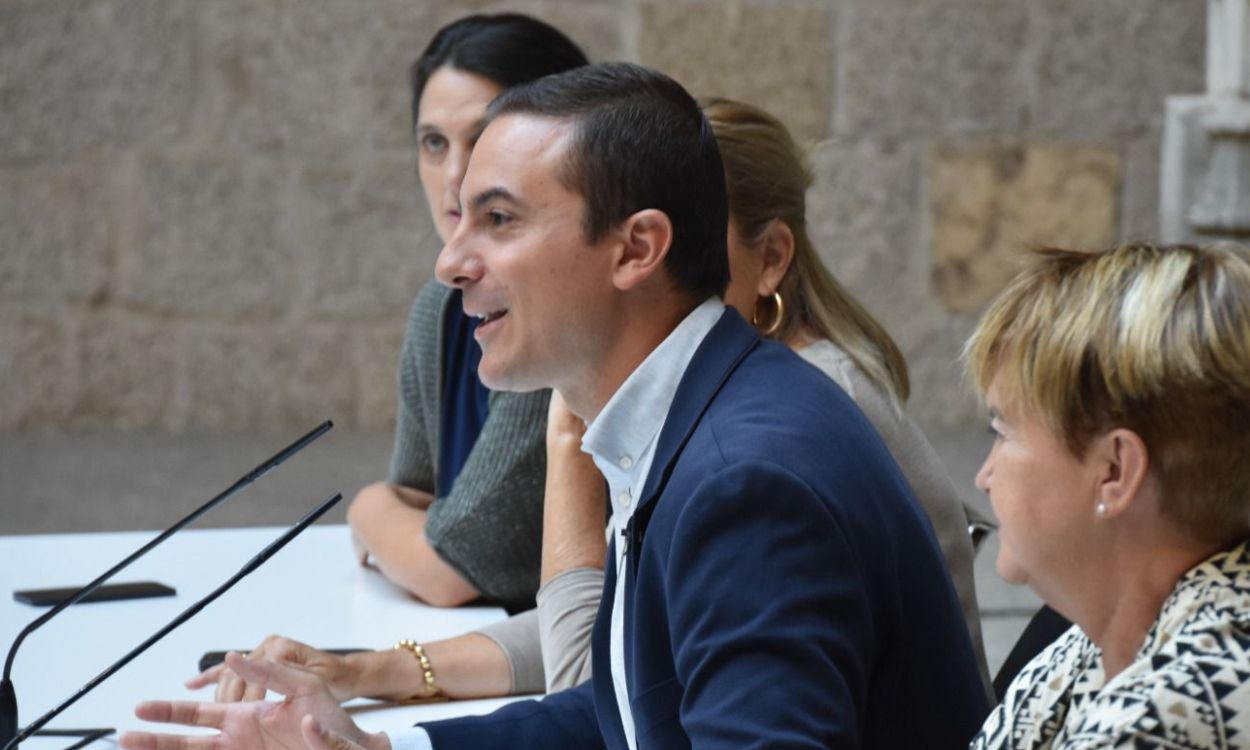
[472,609,546,695]
[536,566,604,692]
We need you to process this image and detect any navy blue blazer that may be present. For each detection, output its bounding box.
[424,310,989,749]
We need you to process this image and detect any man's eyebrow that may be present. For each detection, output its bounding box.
[469,187,521,211]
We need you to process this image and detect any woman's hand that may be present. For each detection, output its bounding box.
[546,391,588,450]
[541,391,608,583]
[187,637,359,703]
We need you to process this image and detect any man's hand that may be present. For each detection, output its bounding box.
[186,637,359,703]
[301,717,380,750]
[122,653,389,750]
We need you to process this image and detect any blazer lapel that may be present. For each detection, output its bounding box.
[591,537,628,749]
[635,309,759,516]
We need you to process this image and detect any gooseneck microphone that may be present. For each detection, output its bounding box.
[1,492,343,750]
[1,420,333,749]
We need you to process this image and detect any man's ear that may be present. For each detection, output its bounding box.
[757,220,796,297]
[611,209,673,291]
[1093,428,1151,518]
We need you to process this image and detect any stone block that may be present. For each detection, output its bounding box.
[893,312,983,432]
[352,320,407,431]
[281,324,358,432]
[71,311,177,429]
[1161,96,1216,243]
[118,154,290,318]
[171,322,357,432]
[928,141,1121,313]
[0,162,111,311]
[807,137,924,333]
[0,316,75,429]
[1207,0,1250,97]
[171,324,283,431]
[836,0,1030,137]
[1120,130,1163,242]
[1030,0,1205,138]
[638,0,834,141]
[0,0,196,158]
[195,0,449,153]
[289,153,436,321]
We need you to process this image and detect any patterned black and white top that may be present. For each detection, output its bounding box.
[971,540,1250,749]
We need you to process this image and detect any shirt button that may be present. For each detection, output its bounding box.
[619,455,633,469]
[618,491,631,507]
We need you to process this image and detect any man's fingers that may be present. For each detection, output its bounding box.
[185,664,224,689]
[300,716,372,750]
[134,700,227,728]
[300,717,332,750]
[120,730,211,750]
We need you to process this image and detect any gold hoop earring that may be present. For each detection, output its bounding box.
[752,292,785,337]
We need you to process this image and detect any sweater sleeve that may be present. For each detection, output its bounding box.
[536,566,602,692]
[473,609,546,696]
[423,385,551,610]
[472,567,604,696]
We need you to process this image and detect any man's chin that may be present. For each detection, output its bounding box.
[477,362,537,394]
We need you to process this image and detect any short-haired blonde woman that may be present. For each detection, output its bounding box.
[966,242,1250,748]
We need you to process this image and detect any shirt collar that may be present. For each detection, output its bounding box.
[582,297,724,484]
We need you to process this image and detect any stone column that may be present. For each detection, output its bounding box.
[1162,0,1250,240]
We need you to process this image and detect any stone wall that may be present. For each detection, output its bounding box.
[0,0,1206,434]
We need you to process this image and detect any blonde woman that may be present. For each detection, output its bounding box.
[966,242,1250,748]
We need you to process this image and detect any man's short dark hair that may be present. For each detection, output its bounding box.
[486,62,730,301]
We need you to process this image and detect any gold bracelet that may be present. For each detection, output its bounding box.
[394,639,441,699]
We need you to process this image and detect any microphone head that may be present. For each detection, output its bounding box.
[0,678,16,747]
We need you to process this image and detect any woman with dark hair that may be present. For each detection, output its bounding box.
[406,14,590,245]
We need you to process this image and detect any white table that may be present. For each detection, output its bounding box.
[0,526,525,746]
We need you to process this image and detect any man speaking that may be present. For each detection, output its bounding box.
[122,62,988,750]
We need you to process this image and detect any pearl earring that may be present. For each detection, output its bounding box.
[1096,502,1108,517]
